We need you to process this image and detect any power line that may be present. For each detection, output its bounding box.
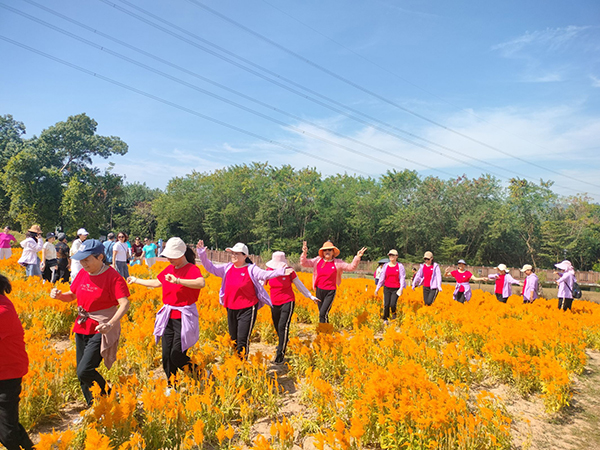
[11,0,532,183]
[0,34,372,177]
[181,0,600,191]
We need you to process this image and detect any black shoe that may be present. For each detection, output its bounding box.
[274,354,285,365]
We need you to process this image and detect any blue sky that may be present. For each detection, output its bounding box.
[1,0,599,199]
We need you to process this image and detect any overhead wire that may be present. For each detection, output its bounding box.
[182,0,600,191]
[0,34,373,177]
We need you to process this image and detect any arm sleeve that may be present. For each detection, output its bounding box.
[375,264,387,293]
[412,265,424,288]
[336,255,361,272]
[250,265,285,282]
[292,276,314,300]
[113,273,131,299]
[300,253,318,268]
[399,264,406,290]
[196,248,227,278]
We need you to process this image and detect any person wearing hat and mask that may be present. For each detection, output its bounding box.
[265,251,318,364]
[50,240,130,407]
[520,264,539,304]
[196,240,292,358]
[70,228,90,281]
[17,225,44,279]
[0,226,17,260]
[412,251,442,306]
[374,249,406,321]
[128,238,204,387]
[554,260,576,311]
[444,260,486,304]
[488,264,521,303]
[55,233,70,283]
[41,232,59,283]
[300,240,367,324]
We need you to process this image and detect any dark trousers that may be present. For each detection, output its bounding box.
[383,286,399,320]
[0,378,34,450]
[315,288,336,323]
[495,293,508,303]
[422,287,438,306]
[456,291,466,304]
[42,258,58,283]
[57,258,70,283]
[227,305,258,358]
[161,318,197,383]
[75,333,107,406]
[271,301,295,359]
[558,297,574,311]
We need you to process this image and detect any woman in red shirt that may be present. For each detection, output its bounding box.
[51,240,130,407]
[374,249,406,322]
[0,274,34,450]
[444,259,486,303]
[128,237,205,387]
[265,252,318,364]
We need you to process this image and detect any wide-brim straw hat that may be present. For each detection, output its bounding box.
[319,241,340,258]
[28,224,42,234]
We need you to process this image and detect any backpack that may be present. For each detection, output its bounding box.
[105,241,115,264]
[572,281,582,299]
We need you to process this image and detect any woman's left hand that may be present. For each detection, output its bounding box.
[165,274,179,284]
[95,322,114,334]
[357,247,367,258]
[284,268,294,276]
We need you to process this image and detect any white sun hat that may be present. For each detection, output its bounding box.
[160,237,187,259]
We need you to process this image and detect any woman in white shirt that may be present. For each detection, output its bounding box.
[18,225,44,279]
[41,232,58,283]
[112,232,131,278]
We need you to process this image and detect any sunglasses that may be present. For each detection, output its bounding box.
[424,258,431,261]
[118,236,125,239]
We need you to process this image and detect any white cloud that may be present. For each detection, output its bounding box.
[591,75,600,88]
[492,26,590,58]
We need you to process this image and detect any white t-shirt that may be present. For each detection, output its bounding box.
[43,241,57,260]
[113,242,130,262]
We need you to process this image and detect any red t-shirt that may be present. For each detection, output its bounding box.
[70,267,130,334]
[157,263,203,319]
[423,264,434,288]
[451,270,472,292]
[131,243,144,257]
[384,264,401,289]
[0,296,29,380]
[315,260,337,290]
[266,268,297,305]
[494,274,505,295]
[224,265,259,309]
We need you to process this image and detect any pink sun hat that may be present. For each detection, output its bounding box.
[266,251,289,270]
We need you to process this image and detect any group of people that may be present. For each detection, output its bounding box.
[0,234,582,449]
[374,249,580,313]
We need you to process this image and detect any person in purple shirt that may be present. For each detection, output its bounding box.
[0,227,17,260]
[520,264,539,303]
[554,260,576,311]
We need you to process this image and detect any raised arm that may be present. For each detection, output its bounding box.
[300,241,318,268]
[249,264,289,282]
[196,240,227,278]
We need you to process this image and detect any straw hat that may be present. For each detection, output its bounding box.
[319,241,340,258]
[28,224,42,234]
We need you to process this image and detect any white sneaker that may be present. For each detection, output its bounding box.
[165,387,173,397]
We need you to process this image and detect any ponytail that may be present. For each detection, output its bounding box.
[0,274,12,295]
[245,256,253,265]
[184,247,196,264]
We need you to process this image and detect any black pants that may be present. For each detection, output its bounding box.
[315,288,336,323]
[42,258,58,283]
[456,291,466,304]
[57,258,70,283]
[227,305,258,358]
[558,297,574,311]
[422,287,438,306]
[75,333,107,406]
[161,318,197,383]
[0,378,34,450]
[383,286,399,320]
[271,302,295,360]
[495,293,508,303]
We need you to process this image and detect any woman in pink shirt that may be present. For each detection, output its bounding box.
[197,240,292,358]
[265,251,317,364]
[488,264,521,303]
[520,264,539,303]
[554,260,576,311]
[412,251,442,306]
[0,226,16,260]
[300,240,367,324]
[374,249,406,321]
[444,259,486,303]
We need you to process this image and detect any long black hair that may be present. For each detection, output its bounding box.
[0,274,12,295]
[185,247,196,264]
[26,231,39,240]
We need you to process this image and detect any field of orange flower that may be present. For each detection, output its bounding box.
[2,250,600,450]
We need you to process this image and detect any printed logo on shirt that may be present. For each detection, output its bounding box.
[241,273,245,276]
[79,283,99,294]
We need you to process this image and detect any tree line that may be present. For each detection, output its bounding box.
[2,113,599,270]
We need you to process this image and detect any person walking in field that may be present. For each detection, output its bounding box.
[488,264,521,303]
[70,228,89,281]
[555,260,576,311]
[0,274,35,450]
[412,251,442,306]
[55,233,71,283]
[300,240,367,324]
[127,238,204,389]
[142,238,158,268]
[41,232,59,283]
[374,249,406,321]
[264,251,318,364]
[520,264,539,303]
[50,240,130,407]
[444,259,486,303]
[0,227,16,260]
[112,232,131,279]
[18,225,44,279]
[196,240,292,358]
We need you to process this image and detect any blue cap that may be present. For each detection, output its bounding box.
[71,239,105,260]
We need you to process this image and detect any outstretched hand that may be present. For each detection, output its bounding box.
[284,268,294,276]
[356,247,367,258]
[302,240,308,254]
[196,240,205,251]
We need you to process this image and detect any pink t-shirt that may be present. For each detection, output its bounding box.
[265,269,298,306]
[315,260,338,290]
[0,233,16,249]
[423,264,434,288]
[384,264,401,289]
[495,274,505,295]
[451,270,472,292]
[223,265,258,309]
[157,263,203,319]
